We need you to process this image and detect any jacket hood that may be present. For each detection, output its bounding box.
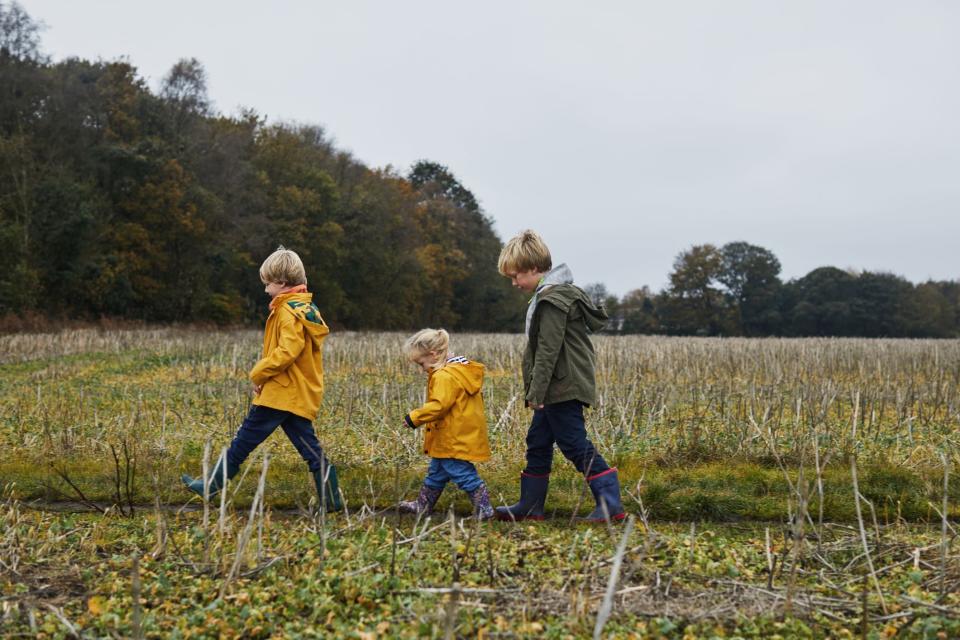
[275,292,330,344]
[540,263,574,288]
[540,283,609,333]
[525,264,575,335]
[440,357,484,395]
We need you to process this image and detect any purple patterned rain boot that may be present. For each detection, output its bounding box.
[466,482,494,520]
[398,484,444,515]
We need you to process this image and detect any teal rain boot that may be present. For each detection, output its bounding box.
[182,455,239,498]
[312,463,343,512]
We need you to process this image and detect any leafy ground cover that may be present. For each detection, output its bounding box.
[3,495,958,638]
[0,329,957,637]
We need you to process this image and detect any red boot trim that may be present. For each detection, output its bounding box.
[585,467,618,482]
[581,512,627,524]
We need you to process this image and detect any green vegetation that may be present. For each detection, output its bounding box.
[4,503,958,639]
[0,330,957,637]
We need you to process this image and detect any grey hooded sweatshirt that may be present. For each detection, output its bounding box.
[522,264,609,407]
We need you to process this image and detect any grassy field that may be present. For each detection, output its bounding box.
[0,329,957,638]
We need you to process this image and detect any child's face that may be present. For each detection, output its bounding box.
[504,269,542,293]
[413,351,442,374]
[263,280,287,299]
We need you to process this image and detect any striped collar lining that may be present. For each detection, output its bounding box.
[446,355,470,365]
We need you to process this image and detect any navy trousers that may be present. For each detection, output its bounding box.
[226,405,330,473]
[523,400,610,477]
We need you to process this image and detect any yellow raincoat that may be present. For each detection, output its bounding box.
[409,359,490,462]
[250,292,330,420]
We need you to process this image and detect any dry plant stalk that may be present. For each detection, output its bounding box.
[765,527,775,589]
[593,515,636,640]
[850,455,888,615]
[390,459,400,578]
[218,446,228,538]
[938,451,949,601]
[200,440,211,566]
[443,581,460,640]
[220,452,270,599]
[131,553,143,640]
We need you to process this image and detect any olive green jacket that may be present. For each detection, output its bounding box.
[522,283,608,407]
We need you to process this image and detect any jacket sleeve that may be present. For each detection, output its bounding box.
[249,310,305,385]
[526,301,567,406]
[409,373,460,426]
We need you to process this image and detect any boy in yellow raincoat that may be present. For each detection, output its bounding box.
[181,246,342,511]
[399,329,493,519]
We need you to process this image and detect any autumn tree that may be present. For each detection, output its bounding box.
[408,160,522,330]
[620,287,659,334]
[659,244,729,335]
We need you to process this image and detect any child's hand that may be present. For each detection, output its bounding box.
[402,414,417,429]
[252,383,262,395]
[527,401,544,410]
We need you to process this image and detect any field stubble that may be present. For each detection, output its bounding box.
[0,329,957,638]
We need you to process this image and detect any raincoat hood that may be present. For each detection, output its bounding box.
[274,292,330,345]
[441,358,484,395]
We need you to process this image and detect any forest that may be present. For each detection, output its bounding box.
[1,2,957,337]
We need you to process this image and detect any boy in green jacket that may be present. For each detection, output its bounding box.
[495,230,625,523]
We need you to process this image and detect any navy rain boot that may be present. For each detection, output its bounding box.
[398,484,444,515]
[495,472,549,521]
[182,455,239,498]
[581,468,626,523]
[312,463,343,512]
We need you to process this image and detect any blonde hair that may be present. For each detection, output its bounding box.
[403,328,450,370]
[259,245,307,285]
[498,229,552,275]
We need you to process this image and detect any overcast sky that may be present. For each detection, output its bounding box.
[23,1,960,294]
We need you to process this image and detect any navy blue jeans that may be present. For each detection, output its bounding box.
[523,400,610,477]
[424,458,483,492]
[226,405,330,473]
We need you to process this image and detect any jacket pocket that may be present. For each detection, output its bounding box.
[273,371,292,387]
[433,420,451,451]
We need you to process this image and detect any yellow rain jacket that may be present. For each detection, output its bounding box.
[250,292,330,420]
[409,358,490,462]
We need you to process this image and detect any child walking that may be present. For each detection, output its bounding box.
[398,329,493,519]
[495,230,625,523]
[181,246,342,512]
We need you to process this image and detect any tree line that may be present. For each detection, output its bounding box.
[1,3,957,337]
[587,242,959,338]
[0,3,523,331]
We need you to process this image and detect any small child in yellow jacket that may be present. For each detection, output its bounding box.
[399,329,493,519]
[181,246,342,512]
